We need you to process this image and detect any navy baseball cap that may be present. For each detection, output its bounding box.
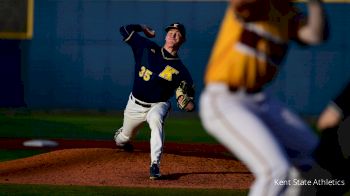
[165,22,186,40]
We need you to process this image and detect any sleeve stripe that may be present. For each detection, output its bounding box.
[124,31,135,42]
[123,26,129,35]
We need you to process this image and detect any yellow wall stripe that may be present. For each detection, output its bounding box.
[0,0,34,40]
[27,0,34,39]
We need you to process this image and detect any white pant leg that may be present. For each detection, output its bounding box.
[146,101,170,165]
[259,95,319,168]
[199,85,297,196]
[115,96,148,145]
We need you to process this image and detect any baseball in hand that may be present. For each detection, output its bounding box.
[142,26,156,38]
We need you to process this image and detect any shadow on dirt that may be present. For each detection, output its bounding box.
[161,171,251,181]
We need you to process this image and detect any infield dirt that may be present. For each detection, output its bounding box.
[0,139,253,189]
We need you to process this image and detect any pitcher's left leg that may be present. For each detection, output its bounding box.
[114,97,147,149]
[146,102,170,165]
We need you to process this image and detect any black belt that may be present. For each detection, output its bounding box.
[229,87,262,94]
[130,95,152,108]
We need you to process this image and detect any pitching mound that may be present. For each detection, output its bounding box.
[0,147,253,189]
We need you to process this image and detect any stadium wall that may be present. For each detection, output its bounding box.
[1,0,349,115]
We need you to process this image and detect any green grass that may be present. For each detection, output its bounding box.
[0,184,248,196]
[0,109,218,162]
[0,149,48,162]
[0,110,217,143]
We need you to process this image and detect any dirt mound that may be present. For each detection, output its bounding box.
[0,147,253,189]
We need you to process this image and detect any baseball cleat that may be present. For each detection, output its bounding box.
[114,129,134,152]
[149,163,161,180]
[115,142,134,152]
[120,142,134,152]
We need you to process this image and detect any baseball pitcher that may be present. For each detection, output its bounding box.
[114,23,195,180]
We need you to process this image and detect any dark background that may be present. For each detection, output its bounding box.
[0,1,349,115]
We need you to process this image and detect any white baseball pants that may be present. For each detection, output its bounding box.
[199,83,319,196]
[115,93,170,165]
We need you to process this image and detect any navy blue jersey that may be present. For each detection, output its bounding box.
[120,24,194,103]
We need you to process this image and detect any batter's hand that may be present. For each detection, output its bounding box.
[230,0,270,22]
[317,104,342,131]
[141,25,156,38]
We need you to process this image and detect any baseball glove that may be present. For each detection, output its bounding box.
[176,81,194,111]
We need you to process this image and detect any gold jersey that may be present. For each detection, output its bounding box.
[205,5,301,91]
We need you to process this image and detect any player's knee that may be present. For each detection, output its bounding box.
[147,114,164,128]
